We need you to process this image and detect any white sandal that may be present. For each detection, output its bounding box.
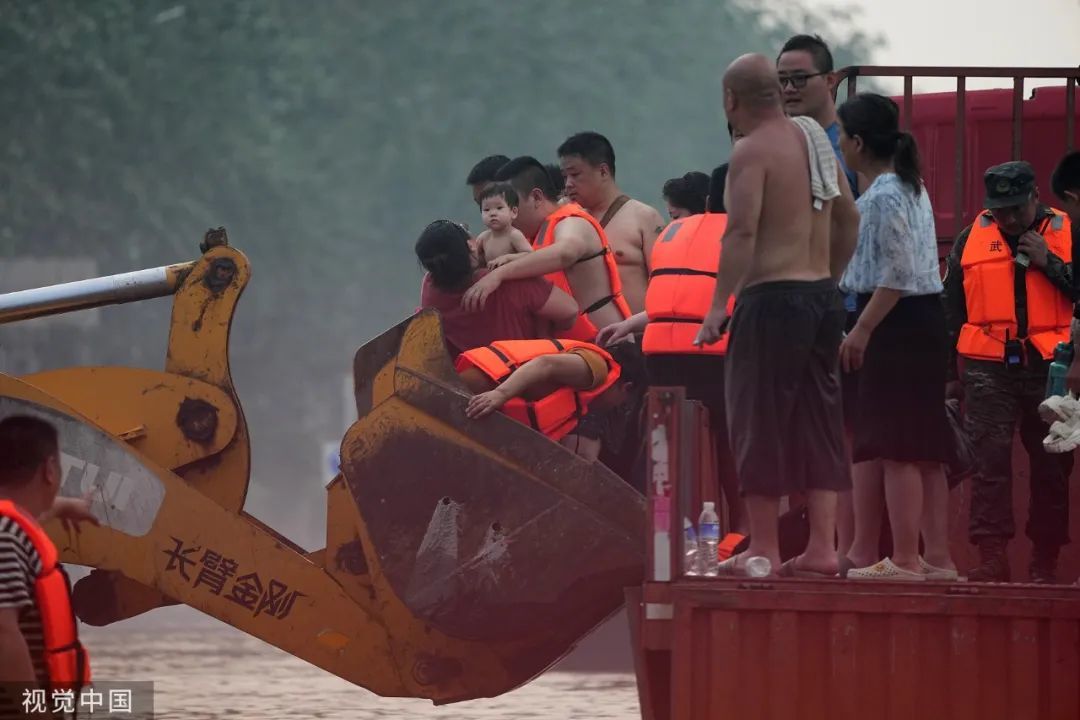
[846,557,925,582]
[919,556,959,582]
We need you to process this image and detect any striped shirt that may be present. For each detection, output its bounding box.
[0,514,48,686]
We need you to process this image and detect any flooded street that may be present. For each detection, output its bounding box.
[80,624,641,719]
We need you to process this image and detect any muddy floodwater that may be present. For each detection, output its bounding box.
[81,624,641,719]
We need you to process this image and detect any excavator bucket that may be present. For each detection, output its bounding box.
[0,237,646,704]
[342,309,646,690]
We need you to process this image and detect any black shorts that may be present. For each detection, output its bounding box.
[724,278,851,497]
[578,382,647,491]
[576,395,639,444]
[647,354,738,500]
[575,403,609,441]
[646,354,725,425]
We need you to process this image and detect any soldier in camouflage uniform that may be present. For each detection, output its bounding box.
[943,161,1075,583]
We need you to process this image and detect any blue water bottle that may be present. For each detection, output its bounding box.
[1045,341,1074,399]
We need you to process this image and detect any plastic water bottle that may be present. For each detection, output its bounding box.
[1046,341,1074,399]
[698,502,720,576]
[682,518,700,576]
[745,556,772,578]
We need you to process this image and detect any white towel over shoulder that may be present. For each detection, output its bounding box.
[790,115,840,210]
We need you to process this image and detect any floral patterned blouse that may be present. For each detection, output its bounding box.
[840,172,943,297]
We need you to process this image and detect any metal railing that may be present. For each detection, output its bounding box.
[835,65,1079,241]
[645,387,721,588]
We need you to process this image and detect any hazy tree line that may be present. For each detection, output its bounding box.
[0,0,878,542]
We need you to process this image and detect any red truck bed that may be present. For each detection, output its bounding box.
[630,577,1080,720]
[632,384,1080,720]
[628,67,1080,720]
[893,84,1080,250]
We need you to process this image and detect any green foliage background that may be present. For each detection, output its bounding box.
[0,0,879,542]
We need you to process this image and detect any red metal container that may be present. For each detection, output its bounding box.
[630,379,1080,720]
[896,84,1080,252]
[839,66,1078,250]
[630,578,1080,720]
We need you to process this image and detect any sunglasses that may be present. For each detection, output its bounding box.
[778,71,827,89]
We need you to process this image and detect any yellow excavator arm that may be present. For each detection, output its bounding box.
[0,231,646,704]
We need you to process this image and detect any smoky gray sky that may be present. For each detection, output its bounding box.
[846,0,1080,92]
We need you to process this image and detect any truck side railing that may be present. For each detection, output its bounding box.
[836,65,1079,242]
[645,387,720,598]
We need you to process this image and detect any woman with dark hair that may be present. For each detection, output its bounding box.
[416,220,578,356]
[835,92,957,582]
[661,171,710,220]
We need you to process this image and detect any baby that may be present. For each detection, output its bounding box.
[476,182,532,269]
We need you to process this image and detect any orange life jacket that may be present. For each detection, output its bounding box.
[532,203,632,342]
[956,209,1073,361]
[0,500,91,692]
[455,339,621,441]
[642,213,735,355]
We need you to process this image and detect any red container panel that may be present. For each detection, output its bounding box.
[891,84,1080,247]
[667,579,1080,720]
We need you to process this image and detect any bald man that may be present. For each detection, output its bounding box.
[694,53,860,578]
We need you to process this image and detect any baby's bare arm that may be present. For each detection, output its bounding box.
[488,251,530,269]
[509,228,533,253]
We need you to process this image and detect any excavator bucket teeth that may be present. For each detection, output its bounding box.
[353,310,430,418]
[342,310,645,675]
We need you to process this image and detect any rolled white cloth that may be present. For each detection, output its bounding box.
[791,115,841,210]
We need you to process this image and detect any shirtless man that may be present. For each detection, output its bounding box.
[557,132,666,314]
[464,155,630,338]
[694,53,860,578]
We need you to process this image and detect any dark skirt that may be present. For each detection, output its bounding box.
[852,292,952,464]
[841,308,861,434]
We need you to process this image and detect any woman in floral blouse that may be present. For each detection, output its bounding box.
[836,93,957,582]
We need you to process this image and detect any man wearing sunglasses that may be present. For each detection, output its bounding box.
[944,160,1075,584]
[777,34,866,561]
[776,34,861,198]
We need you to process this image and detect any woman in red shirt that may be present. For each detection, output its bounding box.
[416,220,578,356]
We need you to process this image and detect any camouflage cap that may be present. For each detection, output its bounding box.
[983,161,1036,209]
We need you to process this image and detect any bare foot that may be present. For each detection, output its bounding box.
[790,551,839,577]
[922,554,957,572]
[890,557,923,574]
